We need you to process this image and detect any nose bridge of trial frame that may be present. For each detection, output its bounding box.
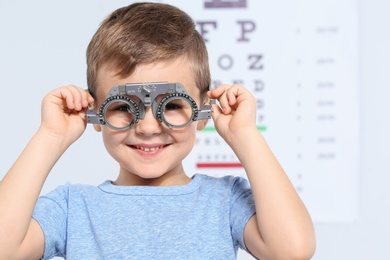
[108,82,188,107]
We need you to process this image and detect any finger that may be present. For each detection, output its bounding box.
[208,84,227,98]
[70,85,83,111]
[84,89,95,106]
[76,87,94,108]
[213,85,233,114]
[210,103,223,121]
[69,85,85,111]
[60,85,86,111]
[58,86,75,110]
[226,87,238,107]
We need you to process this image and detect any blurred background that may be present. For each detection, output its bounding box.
[0,0,389,259]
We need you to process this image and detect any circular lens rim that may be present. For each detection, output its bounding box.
[100,95,140,130]
[156,93,198,129]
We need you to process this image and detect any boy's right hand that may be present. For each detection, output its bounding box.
[39,85,94,145]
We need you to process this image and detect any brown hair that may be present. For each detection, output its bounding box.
[86,2,210,101]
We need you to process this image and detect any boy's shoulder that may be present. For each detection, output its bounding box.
[196,173,251,189]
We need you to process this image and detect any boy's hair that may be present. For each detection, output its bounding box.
[87,2,211,102]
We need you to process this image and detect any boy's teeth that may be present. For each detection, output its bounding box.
[136,146,161,152]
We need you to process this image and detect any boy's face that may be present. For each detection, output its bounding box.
[94,58,207,186]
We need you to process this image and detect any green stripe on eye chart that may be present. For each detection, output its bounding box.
[202,125,267,132]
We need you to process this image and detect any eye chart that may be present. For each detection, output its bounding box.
[171,0,359,223]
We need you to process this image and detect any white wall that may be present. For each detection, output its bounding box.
[0,0,389,259]
[313,0,390,259]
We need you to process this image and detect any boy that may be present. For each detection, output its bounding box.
[0,2,315,259]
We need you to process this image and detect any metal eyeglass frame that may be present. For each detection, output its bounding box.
[86,82,214,130]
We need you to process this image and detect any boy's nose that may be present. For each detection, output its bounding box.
[134,107,162,135]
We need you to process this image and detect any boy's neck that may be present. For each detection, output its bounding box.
[113,169,192,187]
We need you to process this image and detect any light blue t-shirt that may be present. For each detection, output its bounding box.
[33,174,256,259]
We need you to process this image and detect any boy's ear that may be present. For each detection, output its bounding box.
[197,98,211,131]
[197,119,208,131]
[93,124,102,132]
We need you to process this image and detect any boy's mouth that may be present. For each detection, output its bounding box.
[132,145,166,152]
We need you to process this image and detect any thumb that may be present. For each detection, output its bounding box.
[210,103,223,122]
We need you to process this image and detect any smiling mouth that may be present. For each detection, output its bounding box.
[132,145,166,152]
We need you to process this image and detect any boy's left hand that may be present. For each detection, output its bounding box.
[207,84,257,143]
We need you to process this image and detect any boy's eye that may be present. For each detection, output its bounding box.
[110,104,131,112]
[165,102,183,110]
[117,105,130,112]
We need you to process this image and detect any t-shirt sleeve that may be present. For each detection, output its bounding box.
[229,176,256,251]
[32,184,69,259]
